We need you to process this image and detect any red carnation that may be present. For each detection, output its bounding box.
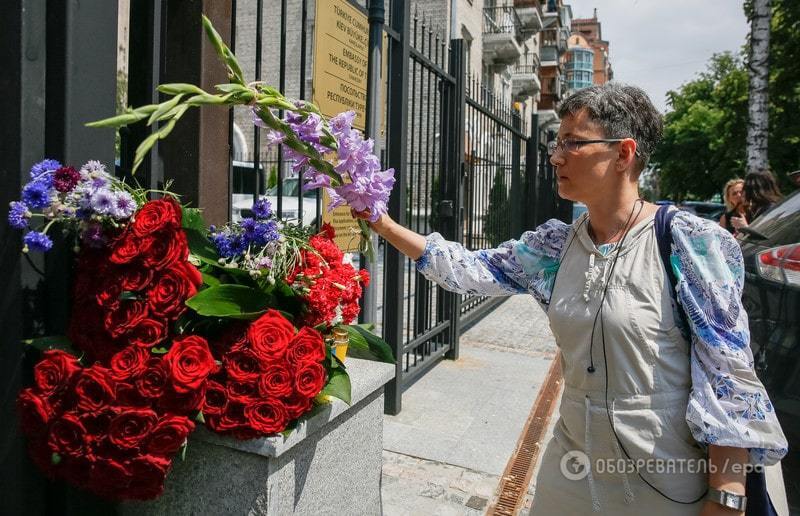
[33,350,81,398]
[131,197,181,237]
[144,415,194,456]
[109,346,150,381]
[17,389,51,436]
[53,166,81,193]
[163,335,217,393]
[258,364,293,399]
[286,326,326,366]
[48,412,88,457]
[247,310,295,361]
[294,361,327,398]
[108,408,158,450]
[245,399,289,435]
[74,367,115,412]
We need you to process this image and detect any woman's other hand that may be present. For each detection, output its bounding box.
[730,215,748,230]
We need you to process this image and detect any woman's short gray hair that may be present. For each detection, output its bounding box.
[557,83,663,173]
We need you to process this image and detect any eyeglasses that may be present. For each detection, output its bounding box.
[547,138,641,157]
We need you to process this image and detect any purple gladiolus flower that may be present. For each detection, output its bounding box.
[23,231,53,252]
[329,111,356,139]
[252,198,272,219]
[330,167,395,222]
[301,168,331,190]
[90,188,115,215]
[7,201,31,229]
[30,159,62,179]
[21,180,52,210]
[266,130,285,146]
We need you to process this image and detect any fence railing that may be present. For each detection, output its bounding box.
[483,6,522,35]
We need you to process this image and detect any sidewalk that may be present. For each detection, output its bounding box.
[381,295,560,515]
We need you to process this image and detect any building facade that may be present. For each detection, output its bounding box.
[570,8,612,87]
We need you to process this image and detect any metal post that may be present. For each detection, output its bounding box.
[510,112,522,238]
[526,112,538,229]
[360,0,385,326]
[383,0,411,416]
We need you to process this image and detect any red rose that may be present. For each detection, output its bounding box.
[283,393,313,420]
[95,278,123,310]
[129,318,168,348]
[157,384,206,414]
[33,350,81,397]
[136,359,169,398]
[90,456,132,498]
[79,408,116,437]
[142,230,188,270]
[108,408,158,450]
[74,367,115,412]
[203,380,228,416]
[145,415,195,456]
[59,454,94,488]
[17,389,51,436]
[210,403,247,433]
[104,300,148,339]
[116,381,148,407]
[223,349,262,382]
[258,364,293,399]
[109,346,149,381]
[110,231,152,265]
[286,327,326,366]
[120,266,154,292]
[163,335,218,393]
[225,380,259,404]
[125,455,170,500]
[131,198,181,237]
[247,310,296,361]
[147,261,200,317]
[245,399,288,435]
[48,412,88,457]
[294,361,327,398]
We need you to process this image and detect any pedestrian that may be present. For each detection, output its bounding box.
[353,83,786,515]
[732,171,783,232]
[718,178,746,235]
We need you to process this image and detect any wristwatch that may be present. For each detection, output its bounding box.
[707,487,747,512]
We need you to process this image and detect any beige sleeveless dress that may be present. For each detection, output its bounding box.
[529,213,707,515]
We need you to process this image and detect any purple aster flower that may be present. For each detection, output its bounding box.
[252,198,272,219]
[21,180,53,210]
[90,188,115,215]
[329,111,356,138]
[23,231,53,252]
[81,223,106,248]
[7,201,31,229]
[30,159,62,179]
[111,191,136,219]
[53,166,82,193]
[82,160,106,174]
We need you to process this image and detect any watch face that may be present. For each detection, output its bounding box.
[725,493,740,509]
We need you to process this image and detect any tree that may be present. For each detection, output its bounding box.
[483,168,511,247]
[745,0,772,173]
[652,53,749,200]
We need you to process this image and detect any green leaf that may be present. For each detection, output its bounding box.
[158,83,207,96]
[181,207,207,232]
[214,83,251,94]
[119,291,140,301]
[185,284,270,319]
[184,228,220,268]
[180,442,188,461]
[319,368,351,405]
[201,272,221,287]
[85,110,149,128]
[151,347,169,354]
[195,411,206,424]
[23,336,79,356]
[147,94,184,126]
[342,325,395,363]
[51,453,61,465]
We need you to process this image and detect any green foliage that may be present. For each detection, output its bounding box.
[652,53,749,201]
[483,168,511,246]
[769,0,800,189]
[341,324,395,363]
[24,336,79,357]
[185,284,271,319]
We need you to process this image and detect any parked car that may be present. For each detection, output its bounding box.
[232,177,319,226]
[737,190,800,511]
[678,201,725,221]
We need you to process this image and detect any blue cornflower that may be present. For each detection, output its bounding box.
[7,201,31,229]
[23,231,53,252]
[252,220,279,246]
[211,232,236,258]
[252,198,272,219]
[21,180,53,210]
[30,159,62,179]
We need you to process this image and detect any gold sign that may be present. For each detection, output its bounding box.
[313,0,370,252]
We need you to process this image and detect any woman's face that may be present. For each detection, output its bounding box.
[549,110,621,204]
[727,183,744,206]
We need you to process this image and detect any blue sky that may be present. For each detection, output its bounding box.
[566,0,750,113]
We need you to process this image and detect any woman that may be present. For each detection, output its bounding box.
[355,83,786,515]
[741,172,783,225]
[718,178,746,234]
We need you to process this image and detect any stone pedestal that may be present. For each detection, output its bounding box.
[120,358,394,515]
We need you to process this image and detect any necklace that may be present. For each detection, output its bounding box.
[587,199,644,245]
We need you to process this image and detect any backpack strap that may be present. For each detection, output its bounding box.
[654,205,690,331]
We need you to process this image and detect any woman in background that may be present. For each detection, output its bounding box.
[731,172,783,231]
[718,178,745,235]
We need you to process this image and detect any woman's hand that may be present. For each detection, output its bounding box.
[730,215,748,230]
[349,209,426,260]
[699,500,744,516]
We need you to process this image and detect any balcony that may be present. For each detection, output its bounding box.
[482,6,523,65]
[512,53,541,99]
[539,73,563,110]
[540,27,568,54]
[513,0,543,32]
